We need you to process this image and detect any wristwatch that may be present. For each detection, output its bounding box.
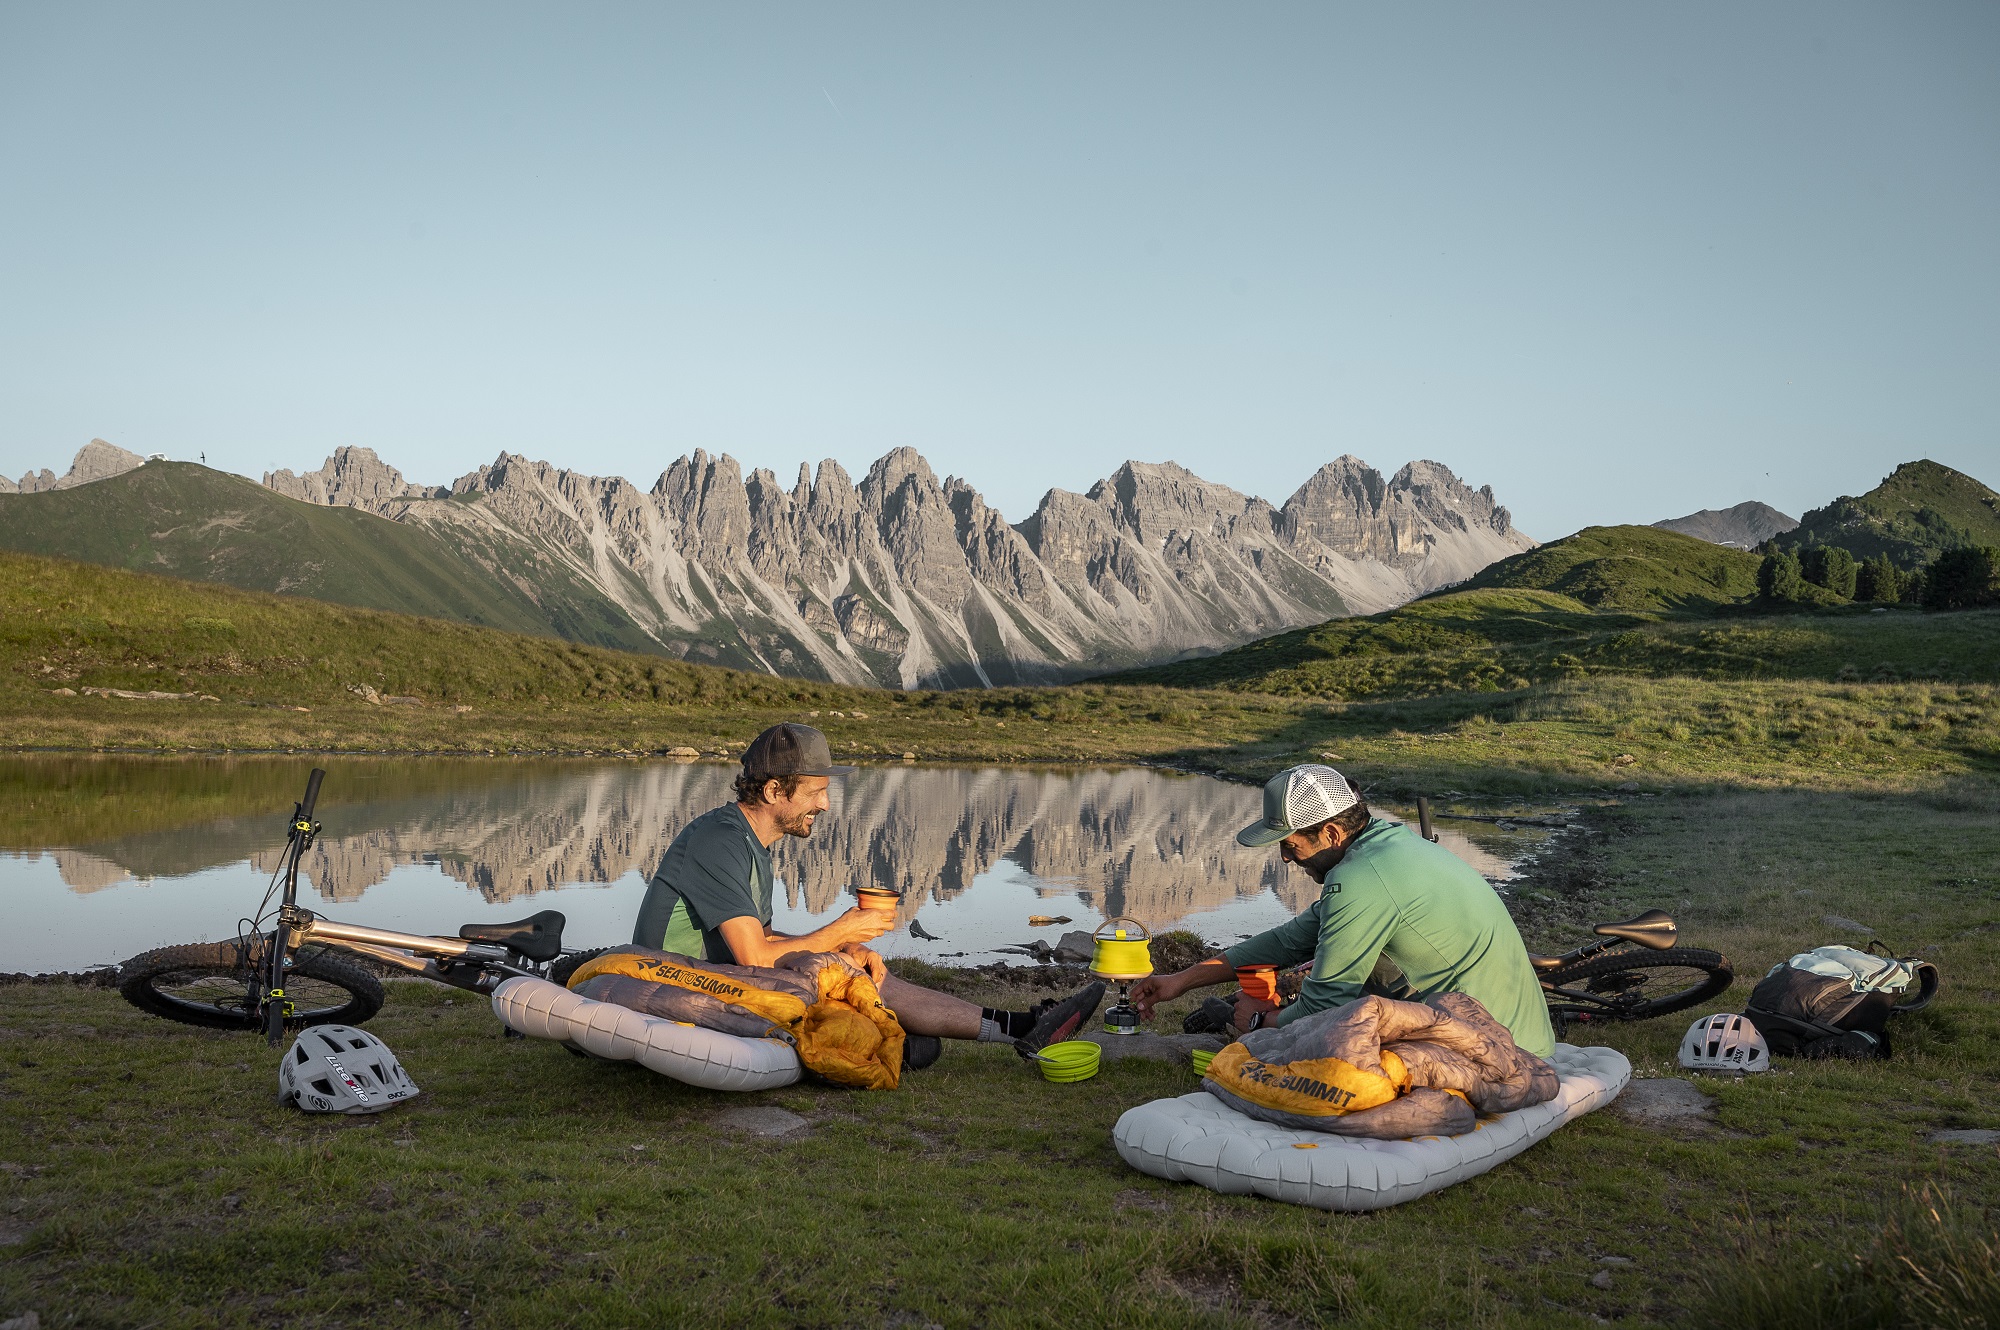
[1244,1009,1265,1032]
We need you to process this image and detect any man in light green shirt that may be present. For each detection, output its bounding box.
[1131,764,1556,1059]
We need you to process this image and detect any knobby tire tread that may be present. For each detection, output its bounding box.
[1543,946,1733,1021]
[547,946,614,989]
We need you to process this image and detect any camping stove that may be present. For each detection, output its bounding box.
[1088,918,1154,1037]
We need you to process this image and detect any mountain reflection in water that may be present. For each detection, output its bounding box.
[3,758,1546,971]
[72,765,1310,922]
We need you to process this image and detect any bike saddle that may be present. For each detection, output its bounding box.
[1527,953,1569,973]
[459,910,566,962]
[1592,909,1677,950]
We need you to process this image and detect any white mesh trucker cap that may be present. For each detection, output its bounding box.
[1236,764,1362,847]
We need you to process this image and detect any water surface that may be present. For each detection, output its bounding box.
[0,756,1550,972]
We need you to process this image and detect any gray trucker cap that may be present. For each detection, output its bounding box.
[1236,764,1362,847]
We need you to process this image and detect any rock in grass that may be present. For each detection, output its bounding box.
[1822,914,1874,934]
[1613,1078,1714,1130]
[1928,1128,2000,1146]
[1052,930,1095,963]
[713,1106,810,1138]
[1081,1031,1224,1063]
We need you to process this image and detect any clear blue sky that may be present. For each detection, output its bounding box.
[3,3,1995,539]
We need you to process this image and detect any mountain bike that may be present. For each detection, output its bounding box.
[1530,909,1733,1033]
[117,769,577,1044]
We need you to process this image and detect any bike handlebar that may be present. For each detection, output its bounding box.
[299,768,326,824]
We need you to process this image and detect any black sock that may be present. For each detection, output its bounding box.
[981,1007,1035,1037]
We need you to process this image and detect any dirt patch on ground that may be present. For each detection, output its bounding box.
[1614,1078,1717,1132]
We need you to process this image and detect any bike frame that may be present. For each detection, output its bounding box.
[258,768,542,1044]
[1534,933,1680,1014]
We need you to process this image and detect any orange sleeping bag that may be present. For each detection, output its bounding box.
[567,946,906,1090]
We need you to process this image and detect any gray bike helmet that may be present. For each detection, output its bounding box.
[278,1025,420,1114]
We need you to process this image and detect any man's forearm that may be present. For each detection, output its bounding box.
[1167,956,1235,998]
[779,920,866,956]
[716,924,823,969]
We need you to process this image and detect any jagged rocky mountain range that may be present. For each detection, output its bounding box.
[261,444,1531,687]
[0,439,146,495]
[1652,500,1797,550]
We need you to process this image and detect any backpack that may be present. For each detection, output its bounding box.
[1744,943,1939,1060]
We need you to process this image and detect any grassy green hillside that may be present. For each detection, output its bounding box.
[1771,459,2000,567]
[1109,584,2000,700]
[1439,524,1764,612]
[5,550,1997,791]
[1105,522,1980,700]
[0,548,853,715]
[0,549,1293,763]
[0,462,665,655]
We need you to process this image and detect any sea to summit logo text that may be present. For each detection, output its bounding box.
[636,958,747,1000]
[1234,1057,1357,1111]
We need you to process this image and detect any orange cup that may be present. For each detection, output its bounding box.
[1237,965,1280,1004]
[856,889,901,913]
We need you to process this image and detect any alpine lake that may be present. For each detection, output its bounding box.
[0,755,1557,975]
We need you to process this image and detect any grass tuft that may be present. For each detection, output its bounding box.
[1693,1184,2000,1330]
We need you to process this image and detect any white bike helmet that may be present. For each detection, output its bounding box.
[278,1025,420,1114]
[1678,1013,1770,1074]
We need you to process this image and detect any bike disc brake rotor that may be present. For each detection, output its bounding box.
[152,968,356,1020]
[1552,961,1721,1018]
[150,970,260,1017]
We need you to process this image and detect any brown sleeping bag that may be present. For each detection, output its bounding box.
[1203,992,1559,1139]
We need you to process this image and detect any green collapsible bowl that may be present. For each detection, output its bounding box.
[1190,1048,1215,1077]
[1038,1040,1101,1083]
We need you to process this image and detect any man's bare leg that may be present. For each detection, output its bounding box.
[878,974,1108,1053]
[878,974,981,1039]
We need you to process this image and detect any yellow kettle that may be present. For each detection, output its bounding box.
[1088,918,1155,981]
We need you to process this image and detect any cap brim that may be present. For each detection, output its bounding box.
[810,763,858,776]
[1236,819,1291,848]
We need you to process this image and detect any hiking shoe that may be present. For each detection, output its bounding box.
[1181,995,1234,1035]
[902,1033,943,1071]
[1014,982,1106,1060]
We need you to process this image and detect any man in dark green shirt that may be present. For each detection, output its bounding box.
[633,723,1104,1064]
[1130,763,1555,1059]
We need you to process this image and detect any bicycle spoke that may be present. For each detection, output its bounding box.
[152,973,255,1013]
[1540,947,1732,1024]
[272,975,365,1017]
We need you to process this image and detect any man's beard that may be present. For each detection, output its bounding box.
[776,809,819,839]
[1298,842,1349,883]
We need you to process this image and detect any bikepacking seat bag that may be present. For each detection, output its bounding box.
[1745,944,1936,1061]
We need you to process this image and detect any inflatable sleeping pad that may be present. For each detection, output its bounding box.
[492,975,801,1092]
[1113,1042,1630,1211]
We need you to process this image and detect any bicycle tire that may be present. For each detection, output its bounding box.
[118,940,385,1032]
[547,946,614,989]
[1542,946,1733,1024]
